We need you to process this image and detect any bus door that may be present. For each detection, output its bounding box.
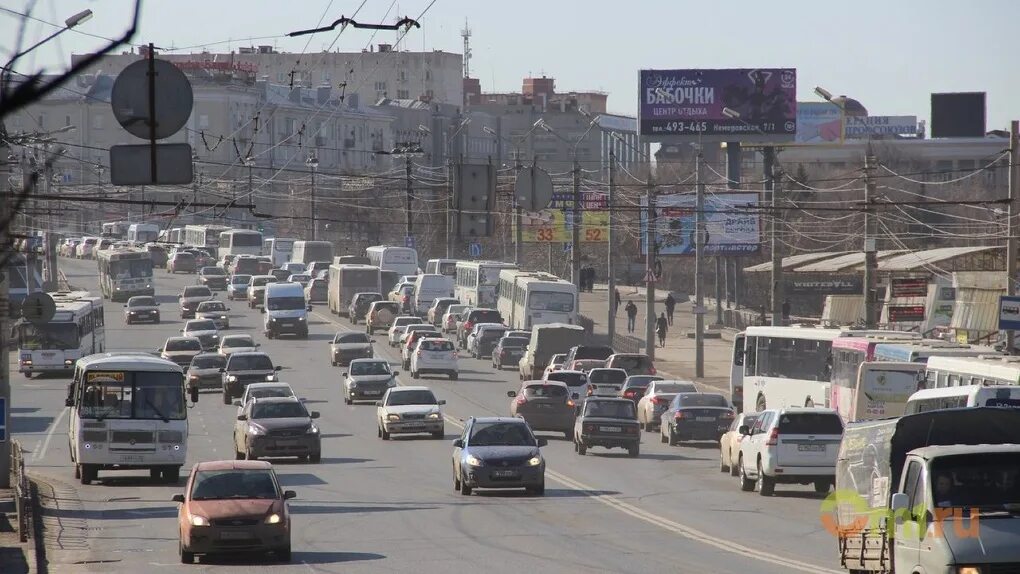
[730,333,745,412]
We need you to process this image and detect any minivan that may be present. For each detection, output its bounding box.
[412,274,455,317]
[262,282,311,339]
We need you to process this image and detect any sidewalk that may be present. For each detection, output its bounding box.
[0,489,36,574]
[579,285,737,394]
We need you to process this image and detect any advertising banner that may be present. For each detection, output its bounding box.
[796,102,843,144]
[638,68,796,143]
[639,193,760,256]
[890,277,929,298]
[845,115,918,138]
[516,191,609,243]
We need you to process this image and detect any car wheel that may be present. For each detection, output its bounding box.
[381,427,390,440]
[344,394,352,406]
[576,441,587,455]
[180,538,195,564]
[276,545,291,563]
[730,454,741,477]
[720,449,729,473]
[235,448,244,460]
[150,468,161,480]
[628,444,640,458]
[432,430,444,439]
[667,425,679,446]
[222,391,231,405]
[563,431,571,440]
[738,456,755,491]
[459,474,472,496]
[74,464,81,479]
[453,470,462,491]
[310,453,321,464]
[80,464,96,485]
[449,373,458,381]
[757,460,775,496]
[527,481,545,496]
[814,480,831,494]
[163,466,180,484]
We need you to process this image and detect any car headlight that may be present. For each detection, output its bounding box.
[387,414,400,421]
[265,374,276,381]
[211,334,218,339]
[264,513,282,525]
[465,454,483,467]
[527,456,542,467]
[349,380,358,388]
[298,316,306,321]
[248,424,265,436]
[128,311,137,315]
[190,514,210,527]
[306,424,319,434]
[957,568,982,574]
[228,375,238,382]
[220,315,227,319]
[427,412,441,420]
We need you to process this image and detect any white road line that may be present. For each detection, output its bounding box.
[33,406,69,462]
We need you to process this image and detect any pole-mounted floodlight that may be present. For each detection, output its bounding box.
[814,86,833,101]
[65,9,94,28]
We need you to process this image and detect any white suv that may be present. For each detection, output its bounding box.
[410,337,459,380]
[736,408,844,497]
[388,316,423,347]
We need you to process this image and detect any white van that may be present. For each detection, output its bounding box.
[905,384,1020,414]
[262,282,311,339]
[412,274,455,317]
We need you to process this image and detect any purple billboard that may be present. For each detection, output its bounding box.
[638,68,797,143]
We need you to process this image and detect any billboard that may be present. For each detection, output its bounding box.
[638,68,796,143]
[931,92,986,138]
[639,193,760,256]
[796,102,843,144]
[845,115,919,138]
[515,191,609,243]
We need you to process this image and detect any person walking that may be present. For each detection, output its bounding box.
[656,312,668,348]
[614,288,621,315]
[664,292,676,326]
[782,299,791,325]
[588,266,598,292]
[625,300,638,333]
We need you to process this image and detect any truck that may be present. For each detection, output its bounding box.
[833,407,1020,573]
[519,323,586,381]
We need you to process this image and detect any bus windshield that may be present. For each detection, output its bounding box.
[478,267,501,286]
[111,259,153,278]
[529,291,574,311]
[80,371,186,420]
[18,322,79,350]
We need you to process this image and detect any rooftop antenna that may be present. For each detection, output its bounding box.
[461,19,472,78]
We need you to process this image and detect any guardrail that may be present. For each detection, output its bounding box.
[10,440,31,543]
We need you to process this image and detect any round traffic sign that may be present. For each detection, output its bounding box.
[111,59,194,140]
[514,166,554,212]
[21,292,56,325]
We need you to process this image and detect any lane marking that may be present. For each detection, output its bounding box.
[34,407,69,462]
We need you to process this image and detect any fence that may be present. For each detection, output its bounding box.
[10,440,31,542]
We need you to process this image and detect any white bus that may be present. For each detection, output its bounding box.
[97,248,154,301]
[184,224,231,249]
[264,237,296,267]
[163,227,184,245]
[17,291,105,378]
[328,264,382,317]
[66,352,197,485]
[455,260,517,309]
[923,355,1020,388]
[5,253,42,315]
[292,240,334,265]
[425,258,458,277]
[126,223,160,244]
[905,384,1020,414]
[497,269,576,330]
[366,245,419,276]
[101,221,129,239]
[217,229,264,259]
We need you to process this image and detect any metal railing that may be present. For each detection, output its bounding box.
[10,439,31,542]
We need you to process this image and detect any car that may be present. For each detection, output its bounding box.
[247,275,276,309]
[146,244,168,268]
[410,337,458,380]
[195,300,231,329]
[269,268,292,282]
[178,285,214,319]
[217,334,260,357]
[452,417,547,496]
[198,266,229,290]
[441,304,469,334]
[508,381,577,439]
[376,386,446,440]
[227,274,251,300]
[342,358,399,404]
[563,345,615,367]
[427,297,460,327]
[720,411,760,476]
[586,368,628,397]
[636,380,699,431]
[158,336,203,369]
[219,253,238,271]
[188,248,216,268]
[167,251,197,274]
[568,359,604,374]
[399,323,438,349]
[402,330,445,370]
[457,308,502,349]
[573,397,640,457]
[659,392,735,446]
[389,282,415,314]
[366,301,400,335]
[388,316,422,347]
[286,273,312,288]
[233,382,298,416]
[181,319,221,352]
[280,262,306,275]
[221,352,282,404]
[306,261,330,277]
[314,269,328,281]
[124,295,160,324]
[467,323,508,359]
[542,353,567,378]
[491,335,528,370]
[348,292,384,324]
[544,370,590,404]
[505,330,530,341]
[305,278,328,303]
[173,460,296,564]
[620,375,664,405]
[234,397,321,463]
[186,353,227,391]
[328,331,375,367]
[262,282,311,339]
[605,353,656,376]
[736,408,844,496]
[230,256,260,276]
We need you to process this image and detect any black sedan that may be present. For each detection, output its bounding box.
[198,266,229,290]
[491,335,528,370]
[573,397,640,457]
[659,392,735,446]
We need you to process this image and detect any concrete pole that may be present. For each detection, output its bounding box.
[1008,121,1019,353]
[695,149,705,378]
[863,154,877,328]
[726,142,742,310]
[0,145,12,486]
[606,149,617,342]
[571,158,581,313]
[764,147,782,326]
[645,178,656,359]
[405,155,412,246]
[513,155,524,265]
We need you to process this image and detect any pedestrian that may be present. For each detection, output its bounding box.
[782,299,791,325]
[589,267,598,292]
[614,288,621,315]
[625,300,638,333]
[758,305,767,326]
[664,292,676,326]
[656,312,668,347]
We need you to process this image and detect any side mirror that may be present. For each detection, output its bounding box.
[260,307,265,314]
[341,372,348,377]
[123,304,128,308]
[307,304,313,311]
[452,439,464,448]
[310,411,320,419]
[172,494,185,503]
[391,371,400,377]
[375,401,383,407]
[226,307,231,311]
[537,438,548,447]
[190,387,199,403]
[438,400,446,405]
[254,343,261,347]
[274,366,282,371]
[156,302,160,306]
[237,414,247,421]
[738,425,750,436]
[232,400,242,407]
[890,492,909,523]
[507,390,517,398]
[284,490,297,500]
[65,397,74,407]
[179,329,185,333]
[218,368,226,373]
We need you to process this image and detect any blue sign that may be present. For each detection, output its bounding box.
[404,235,415,249]
[0,397,6,442]
[999,296,1020,331]
[468,243,482,258]
[563,243,572,253]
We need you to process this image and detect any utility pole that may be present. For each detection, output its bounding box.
[606,149,617,341]
[694,149,705,378]
[405,155,413,246]
[309,166,317,241]
[513,155,524,265]
[0,141,11,487]
[447,156,455,258]
[645,178,656,360]
[1008,120,1019,354]
[571,158,581,312]
[765,147,782,327]
[863,153,877,328]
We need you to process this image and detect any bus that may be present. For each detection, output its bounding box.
[126,223,160,244]
[829,333,922,419]
[17,291,105,378]
[923,355,1020,389]
[425,258,458,277]
[497,269,576,329]
[872,340,996,363]
[5,252,43,316]
[184,224,231,249]
[328,264,382,317]
[905,385,1020,414]
[163,227,184,245]
[217,229,264,259]
[97,248,154,301]
[333,255,370,266]
[101,221,129,239]
[455,260,517,309]
[264,237,296,267]
[366,246,419,276]
[66,352,197,485]
[292,240,334,265]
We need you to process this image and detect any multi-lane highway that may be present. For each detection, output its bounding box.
[13,258,842,573]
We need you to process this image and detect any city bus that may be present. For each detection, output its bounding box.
[96,248,154,301]
[126,223,160,244]
[454,260,517,309]
[264,237,296,267]
[365,245,419,276]
[497,269,576,329]
[66,352,198,485]
[163,227,184,245]
[425,258,458,277]
[829,333,922,420]
[923,355,1020,388]
[328,264,382,317]
[905,385,1020,414]
[184,224,231,249]
[101,221,129,239]
[292,240,334,265]
[17,291,105,378]
[217,229,264,259]
[872,340,995,363]
[5,252,43,316]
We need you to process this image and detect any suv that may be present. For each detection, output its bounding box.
[457,308,503,349]
[737,408,844,496]
[234,397,321,463]
[468,324,508,359]
[221,352,282,404]
[492,335,529,370]
[178,285,214,319]
[452,417,547,496]
[564,345,614,367]
[366,301,399,335]
[329,331,374,366]
[508,381,577,439]
[168,251,197,274]
[605,353,656,376]
[349,292,384,324]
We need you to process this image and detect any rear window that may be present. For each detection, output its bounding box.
[573,346,614,360]
[480,329,507,341]
[589,370,627,385]
[372,302,399,312]
[524,385,567,398]
[201,267,226,275]
[584,400,636,419]
[777,412,844,434]
[501,337,528,348]
[190,355,225,369]
[657,383,697,394]
[612,355,652,370]
[470,310,502,324]
[174,252,195,261]
[547,372,587,386]
[232,274,251,284]
[677,394,728,407]
[183,286,211,297]
[420,339,454,352]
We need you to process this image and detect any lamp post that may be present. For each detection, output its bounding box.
[305,154,319,240]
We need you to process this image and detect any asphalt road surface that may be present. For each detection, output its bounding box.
[11,258,844,573]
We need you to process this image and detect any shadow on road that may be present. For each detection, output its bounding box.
[289,503,437,515]
[46,505,178,521]
[198,551,385,565]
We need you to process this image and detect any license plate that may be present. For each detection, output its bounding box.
[42,352,55,357]
[599,426,622,432]
[363,390,382,396]
[798,444,826,452]
[220,531,251,540]
[492,470,518,478]
[696,417,716,422]
[402,423,424,428]
[275,439,300,446]
[537,404,553,409]
[119,454,143,463]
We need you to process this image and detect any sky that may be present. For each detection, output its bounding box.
[3,0,1019,130]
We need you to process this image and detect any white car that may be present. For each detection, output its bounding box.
[441,304,469,334]
[399,323,437,348]
[342,358,399,404]
[636,380,699,431]
[542,353,567,378]
[544,370,590,403]
[218,334,260,356]
[388,316,423,347]
[180,319,221,352]
[233,382,297,416]
[281,262,306,275]
[376,386,445,440]
[195,300,231,329]
[158,336,203,369]
[409,337,458,380]
[737,408,844,496]
[720,412,760,476]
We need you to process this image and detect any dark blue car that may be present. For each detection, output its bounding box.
[660,392,735,446]
[451,417,547,496]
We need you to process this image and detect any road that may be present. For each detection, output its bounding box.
[11,258,843,573]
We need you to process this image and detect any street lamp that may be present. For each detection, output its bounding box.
[4,10,94,76]
[305,154,319,240]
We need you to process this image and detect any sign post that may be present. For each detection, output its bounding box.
[999,296,1020,331]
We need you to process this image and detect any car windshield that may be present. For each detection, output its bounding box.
[231,275,251,284]
[387,390,438,406]
[251,402,308,419]
[266,296,305,311]
[350,361,390,376]
[930,453,1020,509]
[201,267,226,276]
[186,320,216,331]
[420,339,454,351]
[190,469,279,500]
[190,355,226,369]
[480,329,508,341]
[183,287,211,298]
[335,333,370,344]
[590,370,627,385]
[501,337,528,348]
[584,400,636,419]
[468,421,535,447]
[547,372,587,386]
[677,394,729,407]
[222,336,255,348]
[197,302,226,312]
[471,310,502,324]
[128,297,156,307]
[250,387,293,400]
[290,274,310,282]
[227,355,274,371]
[524,384,567,398]
[166,339,201,351]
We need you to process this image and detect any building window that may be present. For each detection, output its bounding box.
[398,70,407,81]
[285,118,296,135]
[425,69,432,81]
[397,89,409,99]
[64,115,72,127]
[277,72,286,83]
[37,113,45,128]
[374,81,387,91]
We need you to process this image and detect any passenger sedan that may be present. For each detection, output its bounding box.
[287,273,312,288]
[198,266,229,290]
[173,460,296,564]
[181,319,221,352]
[508,381,577,439]
[227,274,251,300]
[186,353,227,391]
[586,368,628,397]
[491,335,528,370]
[720,411,760,476]
[387,316,422,346]
[179,285,214,319]
[305,278,328,303]
[158,337,203,369]
[410,337,458,380]
[636,380,699,431]
[376,386,445,440]
[342,358,399,404]
[124,295,160,324]
[218,334,260,357]
[195,300,231,329]
[660,392,735,446]
[573,398,641,457]
[620,375,664,405]
[328,331,375,367]
[452,417,547,496]
[441,304,469,334]
[234,382,298,416]
[542,353,567,378]
[234,397,321,462]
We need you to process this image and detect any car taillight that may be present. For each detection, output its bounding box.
[583,423,596,433]
[765,427,779,447]
[450,352,457,359]
[586,387,594,396]
[402,295,409,303]
[625,426,638,434]
[500,350,507,358]
[623,389,635,397]
[649,367,656,375]
[721,410,735,419]
[566,399,575,408]
[416,351,422,357]
[515,396,527,406]
[650,396,665,405]
[464,321,473,331]
[674,411,686,420]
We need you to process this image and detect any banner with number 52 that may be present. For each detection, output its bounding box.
[515,210,609,243]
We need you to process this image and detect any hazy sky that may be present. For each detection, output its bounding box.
[3,0,1018,129]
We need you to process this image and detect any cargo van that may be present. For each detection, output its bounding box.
[412,274,455,316]
[262,282,311,339]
